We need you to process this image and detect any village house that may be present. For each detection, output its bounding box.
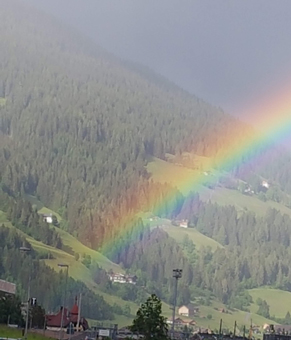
[178,304,199,317]
[179,220,188,228]
[172,219,188,228]
[108,272,137,285]
[42,213,53,224]
[262,180,270,189]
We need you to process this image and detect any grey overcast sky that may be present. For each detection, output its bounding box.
[24,0,291,119]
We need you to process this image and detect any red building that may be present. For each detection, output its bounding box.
[46,297,89,331]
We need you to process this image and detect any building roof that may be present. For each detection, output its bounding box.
[70,297,79,315]
[45,302,89,330]
[46,307,70,328]
[0,279,16,295]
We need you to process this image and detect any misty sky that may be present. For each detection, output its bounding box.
[24,0,291,121]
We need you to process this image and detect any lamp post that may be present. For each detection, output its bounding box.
[20,247,31,340]
[171,269,182,339]
[58,264,69,340]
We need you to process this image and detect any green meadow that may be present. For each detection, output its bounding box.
[147,157,291,218]
[0,325,49,340]
[248,288,291,319]
[195,299,275,332]
[160,224,223,251]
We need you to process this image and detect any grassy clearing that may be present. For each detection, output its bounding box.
[147,157,291,218]
[146,157,206,196]
[51,227,121,273]
[199,187,291,218]
[141,214,222,251]
[248,288,291,319]
[160,225,223,251]
[196,300,275,331]
[24,195,120,272]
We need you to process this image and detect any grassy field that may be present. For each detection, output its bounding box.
[195,299,275,332]
[160,224,223,251]
[0,325,49,340]
[147,157,291,218]
[248,288,291,319]
[52,227,122,273]
[146,157,207,196]
[140,213,222,251]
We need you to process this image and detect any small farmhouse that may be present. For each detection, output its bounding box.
[262,180,270,189]
[172,219,188,228]
[179,220,188,228]
[178,304,199,317]
[42,213,53,224]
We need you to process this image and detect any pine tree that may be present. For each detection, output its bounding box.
[130,294,169,340]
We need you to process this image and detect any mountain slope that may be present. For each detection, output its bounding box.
[0,0,258,250]
[2,0,291,331]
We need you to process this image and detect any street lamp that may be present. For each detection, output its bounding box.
[58,264,69,340]
[20,247,31,340]
[171,269,182,338]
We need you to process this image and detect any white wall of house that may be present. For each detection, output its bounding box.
[44,216,53,224]
[178,306,189,317]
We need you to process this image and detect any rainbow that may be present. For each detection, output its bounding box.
[102,87,291,256]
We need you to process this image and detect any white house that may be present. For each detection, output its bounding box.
[178,304,199,317]
[262,180,270,189]
[109,273,127,284]
[43,213,53,224]
[179,220,188,228]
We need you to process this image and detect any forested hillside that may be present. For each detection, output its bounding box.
[0,224,114,320]
[0,0,265,249]
[3,0,291,327]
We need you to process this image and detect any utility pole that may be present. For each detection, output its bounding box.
[171,269,182,339]
[219,319,222,338]
[20,247,31,340]
[76,293,82,332]
[58,264,69,340]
